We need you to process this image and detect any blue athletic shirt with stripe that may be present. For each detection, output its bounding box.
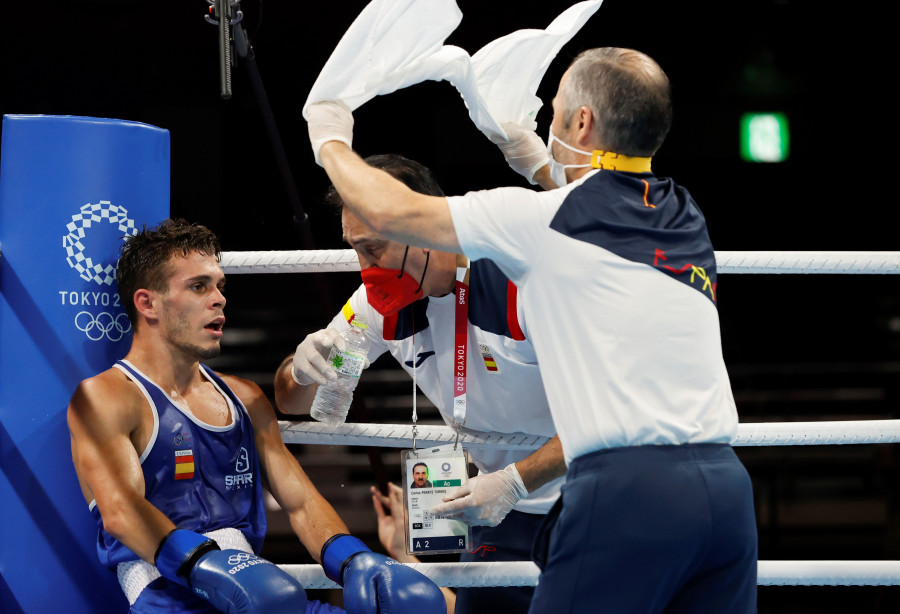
[89,360,267,568]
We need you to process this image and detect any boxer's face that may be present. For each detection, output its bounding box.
[156,252,226,360]
[413,465,428,487]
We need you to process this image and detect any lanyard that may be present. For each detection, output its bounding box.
[452,265,470,427]
[411,264,469,453]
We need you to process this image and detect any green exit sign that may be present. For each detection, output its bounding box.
[740,113,789,162]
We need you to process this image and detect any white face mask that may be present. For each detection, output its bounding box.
[546,128,593,187]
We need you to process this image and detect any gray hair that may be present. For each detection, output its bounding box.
[559,48,672,157]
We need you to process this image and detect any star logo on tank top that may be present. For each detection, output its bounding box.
[235,447,250,473]
[226,447,254,490]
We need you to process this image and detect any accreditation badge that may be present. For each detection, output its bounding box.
[401,444,471,555]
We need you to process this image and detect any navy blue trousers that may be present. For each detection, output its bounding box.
[528,444,757,614]
[455,509,545,614]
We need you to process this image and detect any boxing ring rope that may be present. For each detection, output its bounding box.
[219,249,362,274]
[278,420,900,587]
[280,420,900,448]
[280,560,900,589]
[219,250,900,275]
[238,248,900,588]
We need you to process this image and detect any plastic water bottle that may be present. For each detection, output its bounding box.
[310,316,369,425]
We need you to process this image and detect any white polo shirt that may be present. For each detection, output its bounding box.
[331,257,561,514]
[448,169,738,464]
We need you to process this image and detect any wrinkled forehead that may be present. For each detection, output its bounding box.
[341,208,391,245]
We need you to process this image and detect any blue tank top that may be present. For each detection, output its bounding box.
[90,360,267,568]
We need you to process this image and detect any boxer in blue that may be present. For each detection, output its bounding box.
[67,219,445,614]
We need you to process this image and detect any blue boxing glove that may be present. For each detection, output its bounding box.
[321,534,444,614]
[155,529,308,614]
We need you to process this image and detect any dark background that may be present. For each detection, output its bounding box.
[2,1,898,611]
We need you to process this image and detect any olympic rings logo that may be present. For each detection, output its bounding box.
[227,553,255,565]
[75,311,132,342]
[63,201,136,286]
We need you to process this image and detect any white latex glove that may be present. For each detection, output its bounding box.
[307,100,354,166]
[290,328,345,386]
[489,122,548,185]
[428,463,528,527]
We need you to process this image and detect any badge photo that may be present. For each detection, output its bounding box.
[401,445,470,555]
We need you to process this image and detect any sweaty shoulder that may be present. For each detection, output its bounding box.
[68,367,146,433]
[217,373,270,418]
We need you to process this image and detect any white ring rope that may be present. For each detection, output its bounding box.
[220,249,361,274]
[715,251,900,274]
[278,560,900,588]
[280,419,900,449]
[734,420,900,446]
[280,562,538,590]
[221,250,900,275]
[280,421,549,450]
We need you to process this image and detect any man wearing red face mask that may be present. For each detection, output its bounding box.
[274,154,566,614]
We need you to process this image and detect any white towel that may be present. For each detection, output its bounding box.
[302,0,463,117]
[303,0,604,142]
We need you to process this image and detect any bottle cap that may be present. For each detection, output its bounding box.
[350,314,368,330]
